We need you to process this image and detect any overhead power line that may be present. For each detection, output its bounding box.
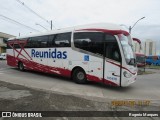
[0,14,41,32]
[35,23,49,31]
[15,0,50,25]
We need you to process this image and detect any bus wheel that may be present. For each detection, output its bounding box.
[72,68,87,84]
[18,62,24,71]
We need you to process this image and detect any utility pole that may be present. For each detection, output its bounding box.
[51,20,52,30]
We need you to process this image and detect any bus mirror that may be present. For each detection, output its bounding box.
[129,58,136,66]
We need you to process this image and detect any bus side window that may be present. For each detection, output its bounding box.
[74,32,104,55]
[38,36,48,48]
[48,35,55,47]
[7,43,12,49]
[25,38,33,48]
[14,43,20,49]
[14,39,27,49]
[54,32,71,47]
[30,37,39,48]
[27,36,48,48]
[105,34,121,62]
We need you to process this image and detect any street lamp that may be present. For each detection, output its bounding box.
[129,17,145,34]
[35,23,49,31]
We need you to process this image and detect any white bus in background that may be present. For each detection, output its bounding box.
[7,23,137,87]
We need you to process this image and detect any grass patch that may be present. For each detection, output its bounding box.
[138,70,155,75]
[145,65,160,70]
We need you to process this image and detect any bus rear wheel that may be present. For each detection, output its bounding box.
[72,68,87,84]
[18,62,24,71]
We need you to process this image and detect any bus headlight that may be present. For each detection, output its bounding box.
[123,71,132,78]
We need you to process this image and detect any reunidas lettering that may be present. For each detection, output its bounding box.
[31,49,67,59]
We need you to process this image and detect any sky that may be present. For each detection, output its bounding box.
[0,0,160,53]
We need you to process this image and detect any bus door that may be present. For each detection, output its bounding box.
[103,34,122,86]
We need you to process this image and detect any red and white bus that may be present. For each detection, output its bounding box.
[135,53,146,67]
[7,23,137,87]
[133,38,146,67]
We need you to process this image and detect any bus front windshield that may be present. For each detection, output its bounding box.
[118,34,135,65]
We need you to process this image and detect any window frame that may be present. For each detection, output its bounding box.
[73,31,105,56]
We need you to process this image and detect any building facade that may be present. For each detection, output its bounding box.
[157,50,160,55]
[133,39,157,56]
[141,39,156,56]
[0,32,15,54]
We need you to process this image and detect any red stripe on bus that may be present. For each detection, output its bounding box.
[7,55,118,86]
[106,60,136,75]
[76,29,129,36]
[87,74,118,86]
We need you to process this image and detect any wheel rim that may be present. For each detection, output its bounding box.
[77,72,85,80]
[20,63,23,70]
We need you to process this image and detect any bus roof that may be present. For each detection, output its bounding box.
[8,23,127,41]
[133,38,141,44]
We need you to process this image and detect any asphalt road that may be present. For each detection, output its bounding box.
[0,60,160,101]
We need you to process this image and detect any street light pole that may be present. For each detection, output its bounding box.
[129,17,145,34]
[51,20,52,30]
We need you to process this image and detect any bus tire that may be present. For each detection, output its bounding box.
[72,68,87,84]
[18,62,24,71]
